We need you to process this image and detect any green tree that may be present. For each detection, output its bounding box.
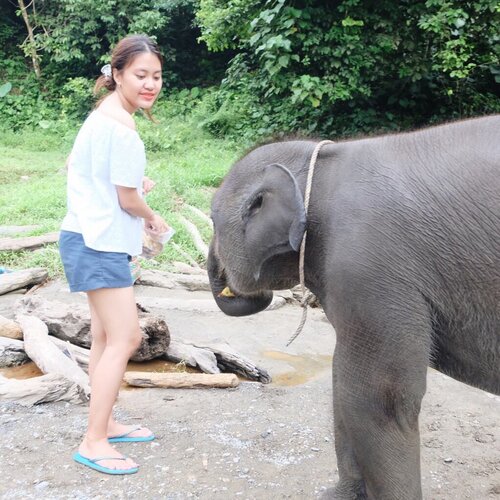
[197,0,500,136]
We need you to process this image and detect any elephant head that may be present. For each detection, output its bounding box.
[208,142,313,316]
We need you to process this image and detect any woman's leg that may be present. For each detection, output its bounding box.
[87,299,152,439]
[79,286,142,470]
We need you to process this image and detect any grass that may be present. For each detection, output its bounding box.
[0,107,244,278]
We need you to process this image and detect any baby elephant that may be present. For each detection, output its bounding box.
[207,115,499,499]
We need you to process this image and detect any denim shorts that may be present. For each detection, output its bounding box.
[59,230,133,292]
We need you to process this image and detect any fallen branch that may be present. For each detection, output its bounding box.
[177,215,208,259]
[0,232,59,252]
[185,205,213,230]
[0,373,87,406]
[16,314,90,396]
[0,268,48,296]
[124,371,239,389]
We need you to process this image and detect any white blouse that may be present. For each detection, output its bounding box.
[61,110,145,256]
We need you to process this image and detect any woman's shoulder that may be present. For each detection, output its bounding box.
[94,103,136,131]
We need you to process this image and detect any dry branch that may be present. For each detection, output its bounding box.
[124,371,239,389]
[16,314,90,396]
[177,215,208,259]
[0,232,59,251]
[0,268,48,295]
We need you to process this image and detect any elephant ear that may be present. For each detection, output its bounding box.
[241,163,306,280]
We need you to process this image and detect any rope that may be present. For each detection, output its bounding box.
[286,140,334,347]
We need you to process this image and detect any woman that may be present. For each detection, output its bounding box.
[59,34,168,475]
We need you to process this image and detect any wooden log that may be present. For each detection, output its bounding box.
[0,231,59,251]
[50,336,89,372]
[18,296,170,361]
[165,339,220,374]
[0,373,87,405]
[0,268,48,295]
[0,337,29,367]
[136,269,210,291]
[171,261,205,274]
[177,215,208,259]
[16,314,90,396]
[0,315,23,339]
[124,371,239,389]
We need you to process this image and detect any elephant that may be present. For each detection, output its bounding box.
[207,114,500,499]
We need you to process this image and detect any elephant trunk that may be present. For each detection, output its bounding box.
[207,245,273,317]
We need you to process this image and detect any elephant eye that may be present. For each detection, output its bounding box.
[248,193,263,213]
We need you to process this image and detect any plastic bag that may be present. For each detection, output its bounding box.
[141,227,175,259]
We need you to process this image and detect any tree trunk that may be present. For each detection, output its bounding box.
[17,0,41,79]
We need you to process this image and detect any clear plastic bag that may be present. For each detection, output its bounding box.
[141,227,175,259]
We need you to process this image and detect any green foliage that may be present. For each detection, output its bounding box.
[198,0,500,137]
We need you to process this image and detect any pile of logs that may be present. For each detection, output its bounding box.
[0,267,272,406]
[0,218,279,406]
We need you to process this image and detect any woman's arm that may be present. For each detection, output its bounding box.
[116,186,167,232]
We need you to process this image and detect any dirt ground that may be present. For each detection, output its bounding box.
[0,280,499,500]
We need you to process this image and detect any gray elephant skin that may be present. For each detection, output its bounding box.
[207,115,499,499]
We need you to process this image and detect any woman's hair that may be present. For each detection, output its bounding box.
[94,34,163,118]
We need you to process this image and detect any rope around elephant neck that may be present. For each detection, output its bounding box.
[287,140,334,347]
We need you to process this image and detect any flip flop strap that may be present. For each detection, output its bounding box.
[90,456,127,464]
[109,425,142,439]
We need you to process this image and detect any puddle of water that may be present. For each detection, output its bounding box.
[262,350,332,387]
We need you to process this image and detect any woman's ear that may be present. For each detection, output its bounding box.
[240,163,306,279]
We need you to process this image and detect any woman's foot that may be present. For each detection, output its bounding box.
[107,421,154,441]
[78,436,138,471]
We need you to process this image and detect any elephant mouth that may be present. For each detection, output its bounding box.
[207,247,273,317]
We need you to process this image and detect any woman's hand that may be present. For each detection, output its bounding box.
[145,212,168,234]
[142,176,156,195]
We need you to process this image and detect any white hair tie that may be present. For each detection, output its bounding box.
[100,64,112,79]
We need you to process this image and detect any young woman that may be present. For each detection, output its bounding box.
[59,35,168,475]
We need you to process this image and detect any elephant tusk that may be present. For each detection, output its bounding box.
[219,286,236,298]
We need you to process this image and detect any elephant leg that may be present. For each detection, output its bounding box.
[325,293,431,499]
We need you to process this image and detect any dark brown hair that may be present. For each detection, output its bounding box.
[94,34,163,119]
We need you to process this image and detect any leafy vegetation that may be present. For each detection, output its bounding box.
[0,93,241,275]
[0,0,498,274]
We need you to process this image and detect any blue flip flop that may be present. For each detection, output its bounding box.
[108,425,155,443]
[73,452,139,475]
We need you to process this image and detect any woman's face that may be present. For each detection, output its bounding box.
[114,52,162,113]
